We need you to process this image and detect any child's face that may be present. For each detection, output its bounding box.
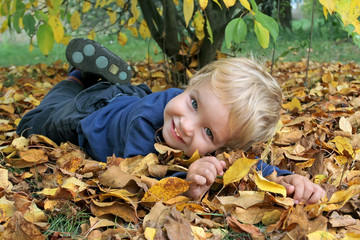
[163,82,231,156]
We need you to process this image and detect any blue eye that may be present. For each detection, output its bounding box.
[205,127,213,138]
[191,99,198,110]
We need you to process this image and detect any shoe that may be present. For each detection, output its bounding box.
[66,38,132,85]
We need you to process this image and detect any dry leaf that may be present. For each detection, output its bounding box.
[253,171,287,198]
[223,157,258,185]
[142,177,190,202]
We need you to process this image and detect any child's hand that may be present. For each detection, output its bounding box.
[184,157,226,200]
[275,174,325,205]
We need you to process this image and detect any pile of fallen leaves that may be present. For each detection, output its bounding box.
[0,59,360,240]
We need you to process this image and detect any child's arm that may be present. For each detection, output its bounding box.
[184,157,226,200]
[275,174,325,205]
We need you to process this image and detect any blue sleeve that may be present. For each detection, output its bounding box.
[256,159,293,177]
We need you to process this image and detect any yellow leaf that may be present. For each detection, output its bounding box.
[352,19,360,34]
[61,176,88,193]
[144,227,156,240]
[323,185,360,211]
[116,0,126,8]
[319,0,335,14]
[118,32,128,46]
[282,97,302,112]
[223,158,258,185]
[61,35,72,45]
[39,188,58,196]
[322,72,333,82]
[239,0,251,11]
[88,29,96,40]
[254,20,269,48]
[261,209,283,225]
[343,233,360,240]
[191,225,207,239]
[335,0,360,26]
[253,171,287,198]
[223,0,236,8]
[185,149,200,166]
[183,0,194,27]
[131,0,140,20]
[199,0,208,10]
[0,169,12,192]
[107,9,117,24]
[139,19,151,39]
[12,136,29,151]
[120,153,159,176]
[24,201,47,223]
[128,17,136,26]
[331,136,354,157]
[307,231,336,240]
[49,15,64,43]
[0,196,16,218]
[70,10,81,30]
[323,6,328,19]
[335,155,348,165]
[0,19,8,33]
[99,189,137,203]
[194,10,205,41]
[82,1,92,13]
[141,177,190,202]
[128,26,138,37]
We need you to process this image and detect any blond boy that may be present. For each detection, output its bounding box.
[17,38,325,203]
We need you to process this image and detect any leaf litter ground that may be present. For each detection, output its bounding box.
[0,59,360,239]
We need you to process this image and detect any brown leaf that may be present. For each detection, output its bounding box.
[329,211,357,227]
[1,211,45,240]
[90,200,138,223]
[19,149,48,163]
[163,208,193,240]
[98,166,142,192]
[143,201,170,229]
[226,215,262,236]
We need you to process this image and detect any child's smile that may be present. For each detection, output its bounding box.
[162,82,231,156]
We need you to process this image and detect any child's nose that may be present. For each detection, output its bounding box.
[181,117,195,137]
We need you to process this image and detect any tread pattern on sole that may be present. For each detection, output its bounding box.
[66,38,132,84]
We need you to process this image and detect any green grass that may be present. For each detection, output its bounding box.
[0,31,163,67]
[1,18,359,67]
[44,207,90,238]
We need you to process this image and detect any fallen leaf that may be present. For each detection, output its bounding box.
[142,177,189,202]
[1,211,45,240]
[163,208,193,240]
[253,171,287,198]
[307,230,336,240]
[223,157,258,185]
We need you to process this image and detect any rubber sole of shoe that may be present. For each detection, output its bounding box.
[65,38,132,85]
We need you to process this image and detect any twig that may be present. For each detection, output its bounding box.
[305,0,316,87]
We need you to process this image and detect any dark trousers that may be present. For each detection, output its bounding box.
[16,80,151,145]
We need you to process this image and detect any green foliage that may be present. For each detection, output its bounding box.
[225,18,247,48]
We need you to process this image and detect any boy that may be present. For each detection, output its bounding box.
[17,38,324,203]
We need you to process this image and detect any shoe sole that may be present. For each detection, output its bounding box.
[65,38,132,84]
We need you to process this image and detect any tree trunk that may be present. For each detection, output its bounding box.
[138,0,237,85]
[279,0,292,30]
[199,1,235,68]
[138,0,180,62]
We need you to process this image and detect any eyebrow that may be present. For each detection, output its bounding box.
[193,88,218,143]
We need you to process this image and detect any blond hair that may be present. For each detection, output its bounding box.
[188,58,282,151]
